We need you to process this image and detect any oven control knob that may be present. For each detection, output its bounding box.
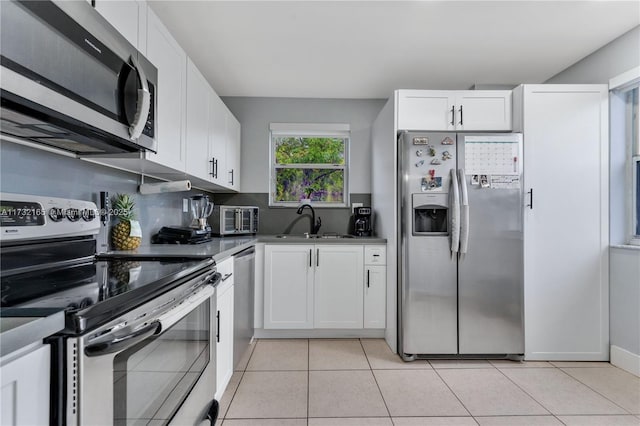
[81,209,96,222]
[48,208,64,222]
[66,208,80,222]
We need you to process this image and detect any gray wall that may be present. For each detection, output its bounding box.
[0,141,211,251]
[547,26,640,358]
[220,97,385,234]
[545,26,640,84]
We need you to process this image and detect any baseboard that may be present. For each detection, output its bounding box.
[254,328,385,339]
[610,345,640,377]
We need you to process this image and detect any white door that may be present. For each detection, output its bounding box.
[216,284,234,396]
[522,85,608,361]
[145,8,187,172]
[397,90,456,131]
[456,91,512,131]
[185,59,211,181]
[264,245,314,329]
[364,265,386,329]
[314,246,364,328]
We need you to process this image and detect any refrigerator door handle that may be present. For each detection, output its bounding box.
[450,168,460,255]
[458,168,470,255]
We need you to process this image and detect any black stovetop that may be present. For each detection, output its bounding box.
[0,256,213,334]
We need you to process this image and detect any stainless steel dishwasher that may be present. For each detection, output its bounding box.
[233,247,255,369]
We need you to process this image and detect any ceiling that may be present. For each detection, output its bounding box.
[149,1,640,99]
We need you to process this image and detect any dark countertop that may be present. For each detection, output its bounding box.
[0,309,66,358]
[0,235,387,354]
[105,235,387,262]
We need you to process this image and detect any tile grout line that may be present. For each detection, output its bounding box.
[431,364,475,418]
[555,367,635,416]
[492,363,558,419]
[358,338,394,423]
[223,339,258,422]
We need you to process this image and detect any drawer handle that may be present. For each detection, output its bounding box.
[221,273,233,282]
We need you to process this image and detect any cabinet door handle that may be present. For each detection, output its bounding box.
[214,159,218,178]
[458,105,463,125]
[216,310,220,343]
[367,269,370,288]
[229,169,234,185]
[209,157,215,177]
[450,105,455,126]
[316,248,319,267]
[527,188,534,210]
[309,249,312,267]
[222,273,233,282]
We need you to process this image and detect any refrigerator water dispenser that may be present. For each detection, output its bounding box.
[412,193,448,235]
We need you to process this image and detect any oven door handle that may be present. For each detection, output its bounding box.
[84,321,160,357]
[156,285,215,333]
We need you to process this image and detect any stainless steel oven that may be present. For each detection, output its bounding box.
[0,193,221,426]
[211,206,259,236]
[0,0,157,154]
[69,269,219,425]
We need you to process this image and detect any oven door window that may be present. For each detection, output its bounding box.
[113,299,210,425]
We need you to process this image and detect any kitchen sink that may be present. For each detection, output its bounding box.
[274,233,355,239]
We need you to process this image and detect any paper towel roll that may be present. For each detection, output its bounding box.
[138,180,192,194]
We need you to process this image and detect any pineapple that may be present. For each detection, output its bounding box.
[111,193,142,250]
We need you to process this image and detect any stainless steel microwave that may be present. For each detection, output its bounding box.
[0,0,157,154]
[211,206,259,236]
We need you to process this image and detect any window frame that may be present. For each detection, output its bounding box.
[611,68,640,246]
[269,123,350,208]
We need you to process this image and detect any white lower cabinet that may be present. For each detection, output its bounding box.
[263,244,386,331]
[264,245,314,329]
[0,344,50,426]
[216,259,234,398]
[364,265,386,329]
[314,246,363,329]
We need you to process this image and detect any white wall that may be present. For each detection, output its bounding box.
[221,97,385,194]
[545,26,640,84]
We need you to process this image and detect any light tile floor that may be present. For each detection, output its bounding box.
[219,339,640,426]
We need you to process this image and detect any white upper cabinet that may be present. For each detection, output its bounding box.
[397,90,512,131]
[93,0,147,53]
[397,90,456,131]
[455,91,512,131]
[209,94,228,188]
[145,7,187,172]
[225,112,241,191]
[185,59,213,181]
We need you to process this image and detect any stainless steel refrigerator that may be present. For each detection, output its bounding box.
[399,131,524,359]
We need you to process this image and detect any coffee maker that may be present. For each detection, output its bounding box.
[352,207,373,237]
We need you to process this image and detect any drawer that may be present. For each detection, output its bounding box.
[364,245,386,265]
[216,257,234,293]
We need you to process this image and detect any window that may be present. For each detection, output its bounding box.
[269,123,349,207]
[629,86,640,242]
[612,71,640,245]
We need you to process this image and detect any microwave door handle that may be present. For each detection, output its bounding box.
[128,55,151,140]
[84,321,160,357]
[235,209,241,231]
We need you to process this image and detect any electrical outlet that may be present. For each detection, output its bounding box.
[352,202,363,213]
[183,198,189,213]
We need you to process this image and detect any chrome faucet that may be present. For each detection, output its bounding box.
[296,204,322,235]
